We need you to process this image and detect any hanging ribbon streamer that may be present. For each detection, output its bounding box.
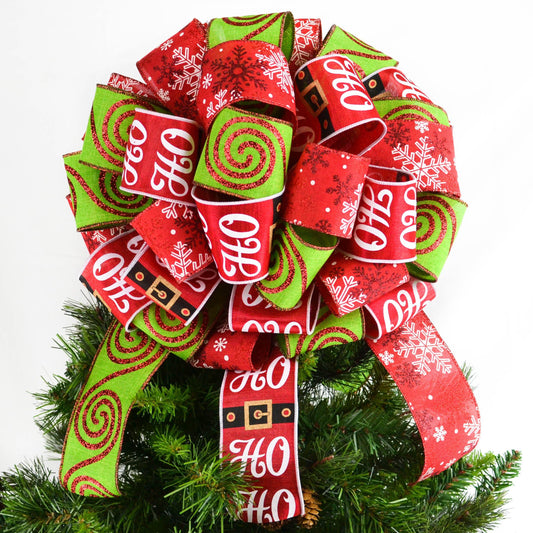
[60,10,480,526]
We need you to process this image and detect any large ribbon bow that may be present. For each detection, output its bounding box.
[60,12,480,524]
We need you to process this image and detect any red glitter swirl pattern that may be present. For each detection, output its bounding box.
[415,195,457,255]
[205,114,287,191]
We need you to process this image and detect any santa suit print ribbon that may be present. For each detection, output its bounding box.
[220,347,304,523]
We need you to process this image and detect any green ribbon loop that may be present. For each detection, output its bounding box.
[80,84,167,173]
[408,192,467,282]
[60,320,168,497]
[194,106,292,199]
[64,151,152,230]
[207,12,295,59]
[318,25,398,77]
[255,222,338,309]
[374,98,450,126]
[279,305,364,357]
[132,289,227,360]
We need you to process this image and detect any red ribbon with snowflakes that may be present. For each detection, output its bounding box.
[61,11,480,524]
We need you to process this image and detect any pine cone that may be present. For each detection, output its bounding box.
[299,488,321,529]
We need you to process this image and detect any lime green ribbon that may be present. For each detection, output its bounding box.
[319,25,398,76]
[60,321,168,497]
[279,305,364,358]
[256,222,338,310]
[408,193,467,282]
[80,84,167,173]
[207,12,294,59]
[64,151,152,230]
[194,106,293,200]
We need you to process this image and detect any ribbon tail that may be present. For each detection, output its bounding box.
[367,311,480,481]
[59,320,168,496]
[220,347,305,523]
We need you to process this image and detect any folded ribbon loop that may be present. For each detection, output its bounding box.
[65,152,152,231]
[408,193,467,282]
[318,25,398,77]
[136,19,207,120]
[191,316,271,370]
[229,283,320,334]
[317,250,409,317]
[282,143,369,238]
[207,13,295,60]
[196,40,296,131]
[294,54,386,155]
[121,109,201,205]
[363,67,433,103]
[343,165,418,263]
[131,200,213,282]
[80,230,150,328]
[80,85,168,173]
[255,222,338,309]
[364,277,436,340]
[194,106,292,199]
[193,186,283,284]
[124,248,221,324]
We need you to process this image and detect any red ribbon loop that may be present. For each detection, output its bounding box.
[294,54,386,155]
[121,109,201,205]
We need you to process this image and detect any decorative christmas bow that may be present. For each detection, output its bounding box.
[60,12,480,524]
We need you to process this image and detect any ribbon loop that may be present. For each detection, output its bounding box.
[121,109,201,204]
[255,222,338,309]
[196,40,296,131]
[282,143,369,238]
[294,54,386,155]
[194,106,292,200]
[136,19,207,120]
[131,200,213,283]
[207,13,295,60]
[64,152,152,231]
[343,165,418,264]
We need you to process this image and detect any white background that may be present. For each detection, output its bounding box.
[1,0,531,530]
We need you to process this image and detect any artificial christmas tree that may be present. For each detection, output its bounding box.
[0,298,520,532]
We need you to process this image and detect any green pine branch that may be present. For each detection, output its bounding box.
[0,298,522,532]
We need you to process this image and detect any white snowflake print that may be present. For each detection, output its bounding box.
[202,73,213,89]
[256,50,294,96]
[397,321,452,375]
[414,120,430,133]
[206,89,229,120]
[392,136,451,191]
[161,202,179,219]
[290,19,319,68]
[340,183,362,235]
[322,275,366,315]
[379,350,395,366]
[160,242,209,282]
[463,415,481,451]
[419,466,435,481]
[433,425,447,442]
[213,337,228,352]
[160,38,174,51]
[442,457,457,470]
[157,88,170,102]
[171,42,206,100]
